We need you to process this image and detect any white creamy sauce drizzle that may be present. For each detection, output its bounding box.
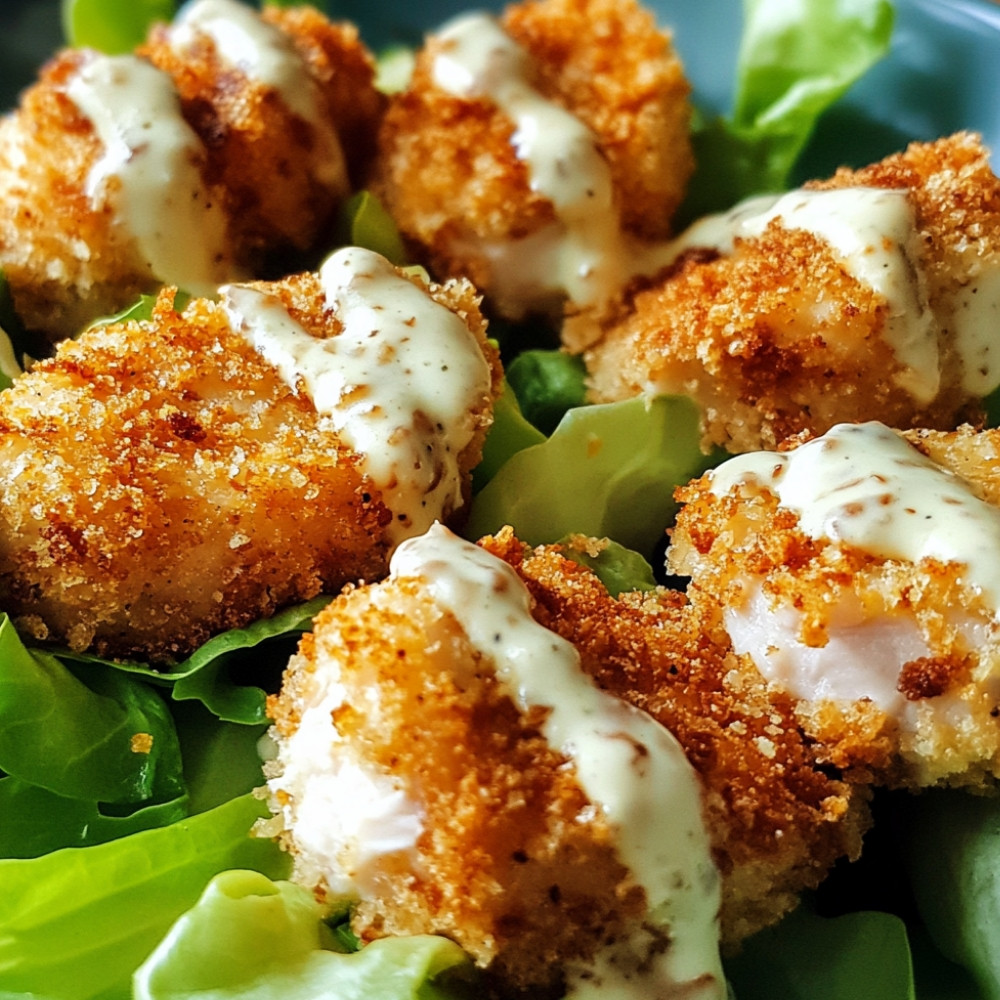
[706,422,1000,711]
[221,247,492,545]
[67,53,234,295]
[168,0,347,192]
[391,524,725,1000]
[950,267,1000,396]
[671,188,940,404]
[431,12,665,322]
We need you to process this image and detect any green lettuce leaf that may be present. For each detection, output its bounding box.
[0,616,183,804]
[62,0,175,52]
[134,870,477,1000]
[724,904,915,1000]
[0,794,288,1000]
[0,777,187,859]
[466,395,719,559]
[683,0,894,220]
[554,536,658,597]
[904,788,1000,999]
[505,349,588,436]
[472,379,546,494]
[57,596,327,724]
[339,191,408,266]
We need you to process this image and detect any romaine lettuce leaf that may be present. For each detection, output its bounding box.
[682,0,894,220]
[339,191,408,267]
[134,870,477,1000]
[466,394,719,559]
[57,596,327,724]
[0,794,287,1000]
[471,379,546,494]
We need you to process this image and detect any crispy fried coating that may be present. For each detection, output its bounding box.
[668,423,1000,789]
[265,525,868,974]
[586,133,1000,453]
[0,2,383,343]
[0,267,497,662]
[372,0,693,317]
[266,573,647,996]
[481,530,869,945]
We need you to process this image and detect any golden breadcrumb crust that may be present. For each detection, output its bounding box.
[480,529,869,945]
[669,424,1000,789]
[267,574,644,997]
[586,133,1000,453]
[373,0,693,299]
[0,6,382,343]
[0,269,498,662]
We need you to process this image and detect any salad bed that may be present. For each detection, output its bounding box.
[1,0,1000,996]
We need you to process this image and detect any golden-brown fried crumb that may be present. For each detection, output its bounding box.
[373,0,692,319]
[669,422,1000,790]
[266,573,645,996]
[0,2,383,344]
[480,529,869,945]
[586,133,1000,453]
[0,266,498,662]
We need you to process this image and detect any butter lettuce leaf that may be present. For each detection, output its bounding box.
[904,788,1000,999]
[57,596,327,724]
[466,395,719,559]
[135,870,477,1000]
[554,535,658,597]
[0,794,287,1000]
[0,615,183,804]
[683,0,894,220]
[62,0,175,52]
[724,904,915,1000]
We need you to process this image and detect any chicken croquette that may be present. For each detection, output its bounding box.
[373,0,693,328]
[0,249,499,661]
[586,133,1000,453]
[264,523,726,999]
[669,421,1000,789]
[0,0,383,343]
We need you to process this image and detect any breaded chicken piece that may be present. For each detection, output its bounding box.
[372,0,693,328]
[264,524,867,995]
[0,0,383,344]
[481,530,868,945]
[668,421,1000,790]
[587,133,1000,453]
[0,249,499,661]
[264,524,726,999]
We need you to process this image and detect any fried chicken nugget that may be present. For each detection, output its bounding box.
[264,523,726,999]
[0,248,499,661]
[587,133,1000,453]
[668,421,1000,790]
[372,0,693,326]
[0,0,383,343]
[263,523,867,996]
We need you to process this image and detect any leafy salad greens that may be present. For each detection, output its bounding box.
[1,0,999,996]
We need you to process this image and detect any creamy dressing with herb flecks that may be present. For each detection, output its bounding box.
[671,187,940,403]
[168,0,347,192]
[390,523,725,1000]
[221,248,492,545]
[708,421,1000,612]
[431,13,669,325]
[67,53,235,295]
